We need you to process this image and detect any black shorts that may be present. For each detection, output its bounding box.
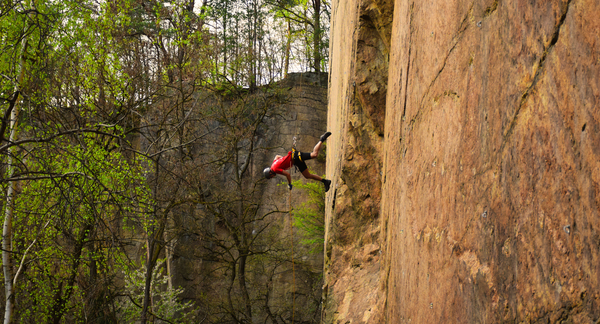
[292,151,312,173]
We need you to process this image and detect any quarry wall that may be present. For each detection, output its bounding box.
[324,0,600,322]
[170,73,328,322]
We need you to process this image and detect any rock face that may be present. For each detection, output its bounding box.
[258,72,329,322]
[324,0,600,323]
[170,73,328,322]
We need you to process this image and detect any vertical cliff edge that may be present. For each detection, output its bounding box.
[324,0,600,322]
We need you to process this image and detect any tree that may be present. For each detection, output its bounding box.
[265,0,330,73]
[205,0,329,87]
[187,86,299,322]
[1,2,31,321]
[291,178,325,254]
[117,259,196,323]
[0,1,162,322]
[116,2,213,320]
[11,137,151,323]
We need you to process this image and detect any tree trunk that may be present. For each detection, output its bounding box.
[141,161,161,324]
[50,224,93,324]
[227,260,238,323]
[248,0,258,91]
[312,0,322,73]
[140,236,156,324]
[2,150,16,324]
[239,251,252,321]
[2,25,29,324]
[284,19,291,78]
[164,224,174,291]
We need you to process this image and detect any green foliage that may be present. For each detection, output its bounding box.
[9,135,153,322]
[117,260,197,323]
[291,178,325,253]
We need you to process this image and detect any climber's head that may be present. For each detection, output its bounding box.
[263,167,275,179]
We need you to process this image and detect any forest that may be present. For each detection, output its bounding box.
[0,0,329,322]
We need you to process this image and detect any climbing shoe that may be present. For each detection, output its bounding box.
[323,179,331,192]
[320,131,332,142]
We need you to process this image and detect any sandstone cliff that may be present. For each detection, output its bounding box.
[324,0,600,322]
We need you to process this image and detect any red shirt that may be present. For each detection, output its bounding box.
[271,151,293,174]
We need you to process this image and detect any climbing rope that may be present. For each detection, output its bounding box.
[288,71,306,323]
[290,136,297,323]
[289,188,296,324]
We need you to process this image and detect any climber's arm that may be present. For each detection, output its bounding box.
[280,170,292,185]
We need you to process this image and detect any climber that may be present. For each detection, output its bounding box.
[264,132,332,192]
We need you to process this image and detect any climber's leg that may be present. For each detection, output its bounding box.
[309,132,331,158]
[301,168,322,181]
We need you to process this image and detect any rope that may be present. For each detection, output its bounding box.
[289,189,295,324]
[288,71,304,322]
[289,136,298,323]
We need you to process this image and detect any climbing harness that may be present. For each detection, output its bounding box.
[291,136,301,174]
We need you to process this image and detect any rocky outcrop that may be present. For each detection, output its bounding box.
[323,0,389,321]
[325,0,600,323]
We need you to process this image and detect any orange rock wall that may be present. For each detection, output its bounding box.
[325,0,600,322]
